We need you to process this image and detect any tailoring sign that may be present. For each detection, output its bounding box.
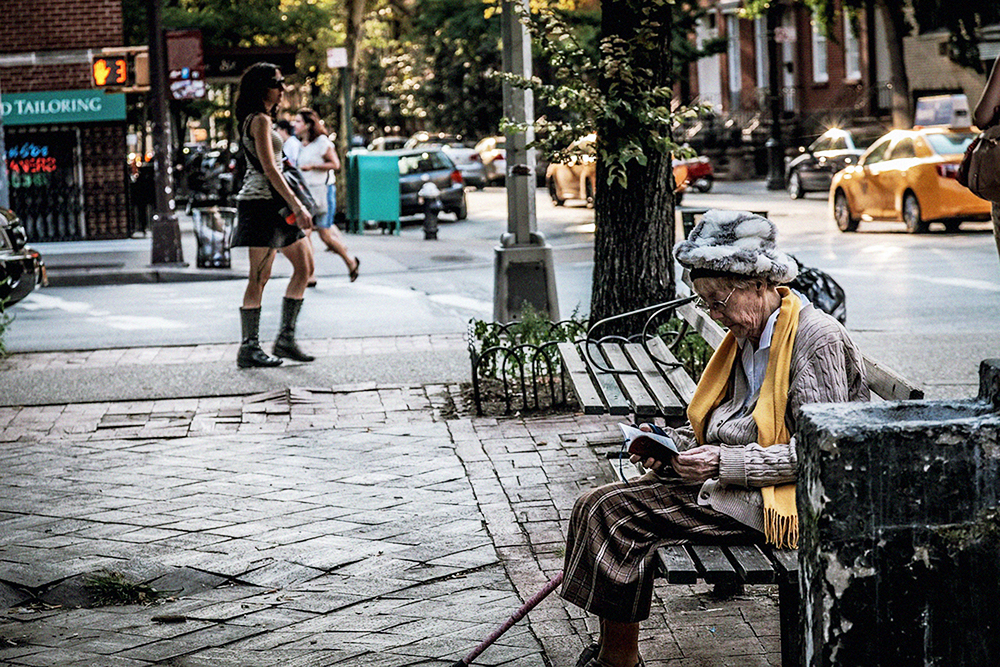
[0,89,126,126]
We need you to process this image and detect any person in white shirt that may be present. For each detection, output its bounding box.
[293,108,359,286]
[275,119,301,166]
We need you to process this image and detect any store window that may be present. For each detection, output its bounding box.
[844,16,861,80]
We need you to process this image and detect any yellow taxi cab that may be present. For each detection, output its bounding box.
[829,125,990,233]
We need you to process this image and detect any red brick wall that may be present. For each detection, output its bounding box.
[1,0,129,239]
[0,0,122,53]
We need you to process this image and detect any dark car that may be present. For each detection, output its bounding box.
[390,149,468,220]
[0,208,46,309]
[786,127,883,199]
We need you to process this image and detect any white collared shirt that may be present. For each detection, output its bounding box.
[734,305,781,414]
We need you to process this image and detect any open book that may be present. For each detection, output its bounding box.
[619,423,679,461]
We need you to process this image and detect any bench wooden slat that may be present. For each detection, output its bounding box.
[864,356,925,401]
[726,544,777,584]
[688,545,739,583]
[622,342,686,418]
[763,547,799,584]
[557,342,607,415]
[600,343,658,416]
[657,546,699,584]
[645,337,699,406]
[579,342,632,415]
[675,302,727,349]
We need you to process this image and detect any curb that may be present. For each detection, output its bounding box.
[45,267,245,287]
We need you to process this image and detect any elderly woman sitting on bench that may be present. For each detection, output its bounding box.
[560,210,870,667]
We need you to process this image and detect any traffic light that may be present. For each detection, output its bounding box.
[92,57,130,87]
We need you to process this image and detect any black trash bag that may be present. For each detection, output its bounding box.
[788,255,847,324]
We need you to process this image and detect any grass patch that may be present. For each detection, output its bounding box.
[85,571,162,606]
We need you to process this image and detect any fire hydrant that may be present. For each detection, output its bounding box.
[418,181,442,240]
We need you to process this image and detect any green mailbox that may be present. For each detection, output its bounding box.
[346,151,400,234]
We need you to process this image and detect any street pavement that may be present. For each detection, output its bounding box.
[2,182,994,665]
[0,338,783,667]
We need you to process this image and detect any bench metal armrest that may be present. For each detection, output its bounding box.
[583,295,697,374]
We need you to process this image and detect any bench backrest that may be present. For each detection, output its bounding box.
[675,302,924,402]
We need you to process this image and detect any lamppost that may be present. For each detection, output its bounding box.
[148,0,184,264]
[494,0,559,322]
[765,2,786,190]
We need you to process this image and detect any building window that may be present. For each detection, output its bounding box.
[755,17,768,90]
[727,14,742,110]
[843,15,861,81]
[812,13,829,84]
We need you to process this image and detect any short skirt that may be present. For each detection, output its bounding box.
[232,198,305,248]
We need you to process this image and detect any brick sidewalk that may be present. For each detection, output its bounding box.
[1,340,781,667]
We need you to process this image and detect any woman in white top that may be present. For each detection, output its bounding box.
[293,108,360,285]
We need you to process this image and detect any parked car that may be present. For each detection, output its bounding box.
[368,136,408,151]
[676,155,714,192]
[391,149,469,220]
[787,127,882,199]
[474,136,506,185]
[546,134,596,206]
[829,127,991,233]
[404,133,488,189]
[547,134,689,206]
[0,208,46,309]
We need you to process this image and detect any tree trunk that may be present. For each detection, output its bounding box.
[879,0,912,128]
[590,0,676,332]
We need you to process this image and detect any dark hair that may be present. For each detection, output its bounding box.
[275,119,294,134]
[296,107,327,143]
[234,62,282,127]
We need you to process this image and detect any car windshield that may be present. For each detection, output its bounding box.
[924,132,976,155]
[398,152,452,175]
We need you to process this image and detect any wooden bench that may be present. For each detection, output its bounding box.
[558,294,924,666]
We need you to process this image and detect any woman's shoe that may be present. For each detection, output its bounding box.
[272,297,315,362]
[237,308,283,368]
[307,278,318,288]
[349,256,360,282]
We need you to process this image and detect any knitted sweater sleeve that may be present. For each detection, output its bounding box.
[718,309,869,489]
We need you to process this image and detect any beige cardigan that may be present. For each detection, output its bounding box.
[665,302,870,533]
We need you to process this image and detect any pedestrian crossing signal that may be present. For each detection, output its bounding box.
[92,57,129,87]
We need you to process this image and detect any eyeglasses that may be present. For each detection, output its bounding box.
[694,286,737,313]
[268,79,286,89]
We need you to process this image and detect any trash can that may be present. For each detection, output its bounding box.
[346,151,400,234]
[193,206,235,268]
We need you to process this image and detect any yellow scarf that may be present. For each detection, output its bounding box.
[687,287,801,549]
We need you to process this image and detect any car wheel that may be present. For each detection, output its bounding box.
[547,177,564,206]
[694,176,713,193]
[944,220,961,233]
[902,192,928,234]
[454,193,468,221]
[834,190,859,232]
[585,178,594,208]
[788,171,804,199]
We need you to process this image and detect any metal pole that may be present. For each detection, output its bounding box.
[148,0,184,264]
[765,3,785,190]
[0,79,8,210]
[494,0,559,322]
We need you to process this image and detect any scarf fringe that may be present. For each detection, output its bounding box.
[764,508,799,550]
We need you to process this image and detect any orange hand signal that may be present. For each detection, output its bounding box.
[93,59,112,86]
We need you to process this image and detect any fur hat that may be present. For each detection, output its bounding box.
[673,210,798,284]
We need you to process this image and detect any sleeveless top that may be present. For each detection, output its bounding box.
[297,135,334,212]
[237,113,283,201]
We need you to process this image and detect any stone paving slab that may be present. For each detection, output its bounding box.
[1,340,783,666]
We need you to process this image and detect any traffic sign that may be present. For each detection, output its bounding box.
[92,57,129,87]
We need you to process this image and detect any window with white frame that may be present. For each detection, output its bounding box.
[812,13,829,84]
[755,17,768,90]
[843,14,861,80]
[727,13,742,110]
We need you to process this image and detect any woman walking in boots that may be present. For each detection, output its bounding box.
[232,62,315,368]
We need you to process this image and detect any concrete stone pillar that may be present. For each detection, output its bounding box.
[797,359,1000,666]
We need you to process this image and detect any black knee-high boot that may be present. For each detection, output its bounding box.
[273,297,314,362]
[237,307,283,368]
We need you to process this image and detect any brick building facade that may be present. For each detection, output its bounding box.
[1,0,131,241]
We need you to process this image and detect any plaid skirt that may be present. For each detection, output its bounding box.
[560,472,763,623]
